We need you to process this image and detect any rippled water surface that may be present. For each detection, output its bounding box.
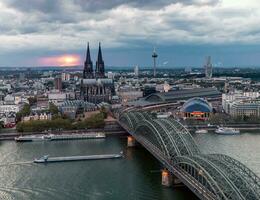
[193,132,260,176]
[0,137,196,200]
[0,132,259,200]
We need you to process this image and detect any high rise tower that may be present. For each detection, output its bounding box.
[204,56,213,79]
[134,65,139,77]
[95,42,105,78]
[152,47,158,78]
[83,42,93,78]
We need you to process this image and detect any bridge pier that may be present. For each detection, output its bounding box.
[161,169,173,187]
[127,136,137,147]
[172,175,183,187]
[161,169,183,187]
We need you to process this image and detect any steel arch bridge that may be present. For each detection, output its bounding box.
[119,111,260,200]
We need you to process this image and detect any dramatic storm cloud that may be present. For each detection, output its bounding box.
[0,0,260,67]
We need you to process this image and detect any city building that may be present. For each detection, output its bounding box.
[222,92,260,117]
[83,43,94,79]
[134,65,139,77]
[61,72,71,81]
[204,56,213,79]
[0,104,21,114]
[145,88,221,103]
[143,85,157,97]
[95,43,105,78]
[156,83,171,93]
[81,43,115,104]
[0,112,16,127]
[36,95,49,110]
[19,73,25,81]
[118,90,143,105]
[229,100,260,117]
[0,91,4,101]
[59,100,96,119]
[185,67,192,73]
[181,98,213,120]
[48,92,67,105]
[4,95,15,105]
[81,79,114,104]
[22,112,52,122]
[107,72,114,79]
[54,77,62,91]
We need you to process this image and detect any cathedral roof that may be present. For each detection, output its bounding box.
[82,78,113,86]
[85,42,92,65]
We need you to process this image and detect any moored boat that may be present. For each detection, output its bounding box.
[50,133,105,140]
[215,127,240,135]
[195,129,208,134]
[15,135,47,142]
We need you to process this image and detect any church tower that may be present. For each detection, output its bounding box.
[83,42,93,78]
[95,42,105,78]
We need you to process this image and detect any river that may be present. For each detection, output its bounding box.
[0,132,259,200]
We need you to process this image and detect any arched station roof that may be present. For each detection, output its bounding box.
[181,98,213,113]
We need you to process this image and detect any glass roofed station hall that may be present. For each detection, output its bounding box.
[180,98,213,120]
[145,88,221,103]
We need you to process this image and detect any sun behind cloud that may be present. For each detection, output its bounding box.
[39,54,81,67]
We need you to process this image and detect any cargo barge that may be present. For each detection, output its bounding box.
[34,153,123,163]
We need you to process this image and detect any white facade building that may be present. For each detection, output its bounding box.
[118,91,143,105]
[61,73,71,81]
[117,85,143,104]
[0,105,21,114]
[107,72,114,79]
[222,92,260,117]
[48,93,67,105]
[4,95,15,105]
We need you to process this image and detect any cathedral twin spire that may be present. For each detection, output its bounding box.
[83,42,105,79]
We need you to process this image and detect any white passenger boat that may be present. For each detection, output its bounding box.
[15,135,48,142]
[215,127,240,135]
[195,129,208,134]
[49,133,105,140]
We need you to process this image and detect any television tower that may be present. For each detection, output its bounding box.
[152,47,158,78]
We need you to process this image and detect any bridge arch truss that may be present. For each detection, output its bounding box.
[119,111,260,200]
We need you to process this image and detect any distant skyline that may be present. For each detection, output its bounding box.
[0,0,260,67]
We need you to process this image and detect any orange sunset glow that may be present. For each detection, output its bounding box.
[39,54,81,66]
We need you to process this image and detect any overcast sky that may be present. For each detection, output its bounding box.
[0,0,260,67]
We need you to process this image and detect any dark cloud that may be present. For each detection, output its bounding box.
[1,0,259,68]
[2,0,220,27]
[5,0,219,13]
[5,0,62,13]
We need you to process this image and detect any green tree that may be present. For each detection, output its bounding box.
[49,103,59,115]
[22,104,31,115]
[0,121,3,130]
[16,112,105,133]
[86,113,105,128]
[16,118,73,133]
[46,81,54,88]
[16,103,31,122]
[100,106,108,119]
[209,113,230,125]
